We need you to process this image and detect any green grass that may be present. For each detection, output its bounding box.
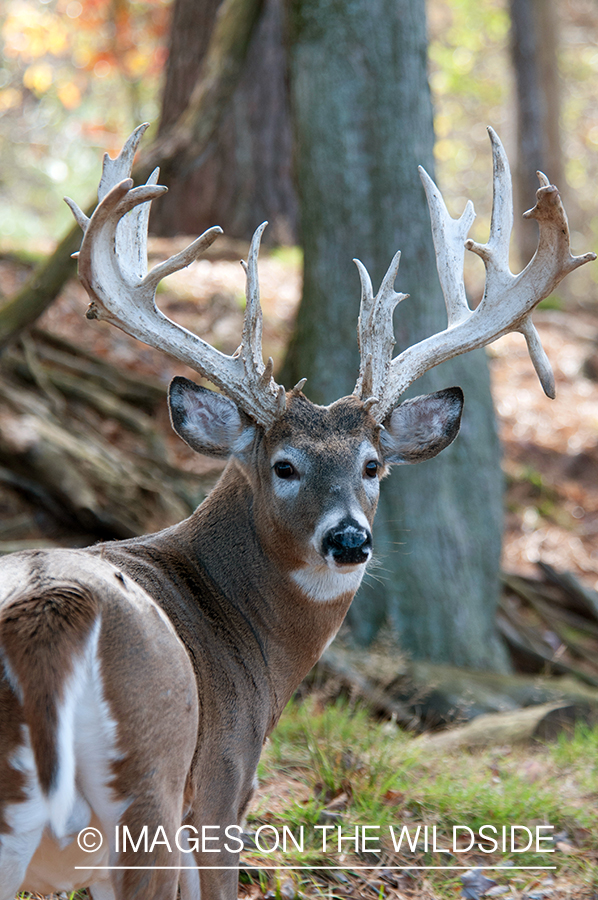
[245,699,598,899]
[538,293,565,311]
[268,246,303,267]
[19,702,598,899]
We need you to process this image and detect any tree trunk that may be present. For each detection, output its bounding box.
[152,0,297,243]
[510,0,563,268]
[159,0,221,134]
[285,0,508,670]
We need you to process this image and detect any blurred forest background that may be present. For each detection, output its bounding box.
[1,0,597,270]
[2,0,598,693]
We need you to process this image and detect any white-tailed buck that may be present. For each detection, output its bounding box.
[0,125,594,900]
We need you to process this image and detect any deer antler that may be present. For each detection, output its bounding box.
[65,124,286,429]
[354,127,596,422]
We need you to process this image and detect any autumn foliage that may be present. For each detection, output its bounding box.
[1,0,169,127]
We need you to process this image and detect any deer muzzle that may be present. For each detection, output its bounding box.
[321,518,372,566]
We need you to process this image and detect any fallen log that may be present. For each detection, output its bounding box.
[0,539,60,555]
[538,561,598,623]
[313,648,418,730]
[315,645,598,730]
[31,328,165,409]
[416,701,597,751]
[4,349,161,438]
[503,573,598,670]
[0,375,210,540]
[499,570,598,687]
[504,572,598,639]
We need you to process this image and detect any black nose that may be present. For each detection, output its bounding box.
[322,518,372,565]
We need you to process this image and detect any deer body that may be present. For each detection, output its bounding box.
[2,392,446,900]
[0,126,594,900]
[0,392,461,900]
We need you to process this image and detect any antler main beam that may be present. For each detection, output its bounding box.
[66,125,286,429]
[354,128,596,423]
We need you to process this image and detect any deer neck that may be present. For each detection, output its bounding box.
[181,462,354,704]
[97,461,355,726]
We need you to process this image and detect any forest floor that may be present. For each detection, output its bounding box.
[3,242,598,900]
[242,697,598,900]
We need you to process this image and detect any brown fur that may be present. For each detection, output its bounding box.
[266,394,377,444]
[0,676,25,834]
[0,578,98,793]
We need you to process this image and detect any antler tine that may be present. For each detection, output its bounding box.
[239,222,286,414]
[69,128,288,429]
[353,251,407,402]
[115,167,161,282]
[368,127,596,423]
[98,122,150,202]
[353,259,375,399]
[64,196,89,236]
[519,316,555,398]
[419,166,475,327]
[241,222,267,359]
[467,126,513,271]
[64,123,154,265]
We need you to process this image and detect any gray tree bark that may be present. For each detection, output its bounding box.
[285,0,509,670]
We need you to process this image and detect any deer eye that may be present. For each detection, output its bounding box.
[364,460,379,478]
[273,460,297,479]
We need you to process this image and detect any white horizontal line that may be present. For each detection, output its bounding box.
[75,865,557,871]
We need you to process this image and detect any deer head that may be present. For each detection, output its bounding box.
[65,124,595,579]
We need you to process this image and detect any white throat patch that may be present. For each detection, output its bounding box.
[291,563,366,603]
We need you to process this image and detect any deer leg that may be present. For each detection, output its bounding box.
[0,729,47,900]
[110,804,183,900]
[179,812,238,900]
[113,866,180,900]
[178,827,201,900]
[180,866,201,900]
[0,819,45,900]
[198,857,239,900]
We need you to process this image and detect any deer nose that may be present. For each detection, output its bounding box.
[321,518,372,565]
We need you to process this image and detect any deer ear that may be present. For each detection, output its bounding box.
[379,386,464,465]
[168,377,257,459]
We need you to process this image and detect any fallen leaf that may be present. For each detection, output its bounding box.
[382,789,405,806]
[461,867,498,899]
